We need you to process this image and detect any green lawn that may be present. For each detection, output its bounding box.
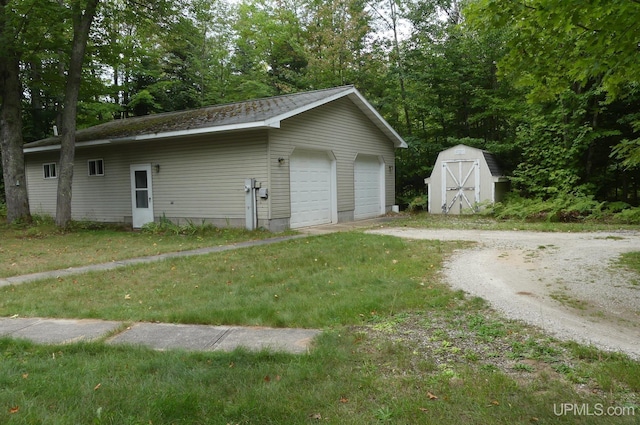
[0,233,460,327]
[1,216,639,424]
[0,220,281,278]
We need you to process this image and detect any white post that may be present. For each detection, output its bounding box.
[245,178,257,230]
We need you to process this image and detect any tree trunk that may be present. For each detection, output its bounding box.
[389,0,411,135]
[55,0,100,228]
[0,2,31,223]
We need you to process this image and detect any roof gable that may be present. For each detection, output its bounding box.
[24,86,407,152]
[440,144,504,177]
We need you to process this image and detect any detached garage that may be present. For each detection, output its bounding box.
[425,144,509,214]
[23,86,406,231]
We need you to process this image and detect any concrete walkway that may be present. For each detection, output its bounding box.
[0,217,396,354]
[0,317,320,354]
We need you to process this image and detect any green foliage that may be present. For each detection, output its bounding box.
[126,89,160,116]
[490,193,605,222]
[406,195,428,213]
[465,0,640,179]
[140,214,216,236]
[611,207,640,225]
[465,0,640,102]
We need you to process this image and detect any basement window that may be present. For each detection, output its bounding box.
[88,159,104,176]
[43,163,57,179]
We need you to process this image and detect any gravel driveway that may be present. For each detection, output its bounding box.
[367,227,640,359]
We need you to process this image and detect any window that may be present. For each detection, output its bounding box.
[88,159,104,176]
[43,163,57,179]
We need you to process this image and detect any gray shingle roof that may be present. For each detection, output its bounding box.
[482,151,504,177]
[24,86,407,150]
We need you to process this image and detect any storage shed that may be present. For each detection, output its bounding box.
[424,144,509,214]
[23,86,406,231]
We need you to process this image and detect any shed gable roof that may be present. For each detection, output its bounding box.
[439,144,505,177]
[24,86,407,152]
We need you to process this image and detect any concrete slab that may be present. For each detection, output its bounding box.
[212,327,321,354]
[0,318,122,344]
[0,317,42,335]
[107,322,232,351]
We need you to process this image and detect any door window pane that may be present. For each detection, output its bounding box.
[136,190,149,208]
[135,170,148,189]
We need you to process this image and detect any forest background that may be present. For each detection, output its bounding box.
[1,0,639,224]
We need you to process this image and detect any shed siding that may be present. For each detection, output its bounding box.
[25,132,268,223]
[269,97,395,220]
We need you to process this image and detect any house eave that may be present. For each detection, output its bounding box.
[23,139,111,153]
[23,121,280,153]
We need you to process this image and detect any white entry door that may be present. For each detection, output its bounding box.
[130,164,154,228]
[442,159,480,214]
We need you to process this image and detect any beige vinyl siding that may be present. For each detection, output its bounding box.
[25,131,268,224]
[25,152,59,215]
[269,97,395,219]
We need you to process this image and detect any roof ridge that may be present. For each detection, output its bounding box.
[98,85,356,123]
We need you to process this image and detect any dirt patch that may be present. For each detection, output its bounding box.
[367,228,640,359]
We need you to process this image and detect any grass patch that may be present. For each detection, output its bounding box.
[613,252,640,287]
[617,252,640,274]
[2,312,639,424]
[0,233,464,328]
[0,218,284,278]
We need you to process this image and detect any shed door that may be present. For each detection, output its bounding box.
[441,160,480,214]
[354,155,384,219]
[130,164,154,228]
[290,150,333,228]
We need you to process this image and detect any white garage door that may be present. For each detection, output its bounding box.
[290,150,333,228]
[354,155,383,219]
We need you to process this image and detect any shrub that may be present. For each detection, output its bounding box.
[141,214,216,236]
[407,195,428,212]
[491,193,604,222]
[612,207,640,224]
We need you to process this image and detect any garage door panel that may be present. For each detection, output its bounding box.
[290,151,333,228]
[354,156,382,219]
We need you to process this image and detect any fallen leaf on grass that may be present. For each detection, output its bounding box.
[309,413,322,420]
[427,392,438,400]
[22,373,28,379]
[124,294,131,300]
[339,396,349,403]
[94,383,102,391]
[490,400,499,406]
[9,406,19,414]
[419,407,429,413]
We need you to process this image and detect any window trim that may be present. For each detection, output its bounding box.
[43,163,57,179]
[88,158,104,176]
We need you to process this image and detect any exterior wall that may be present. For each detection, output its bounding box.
[268,97,396,222]
[426,145,501,214]
[24,98,399,230]
[25,131,269,225]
